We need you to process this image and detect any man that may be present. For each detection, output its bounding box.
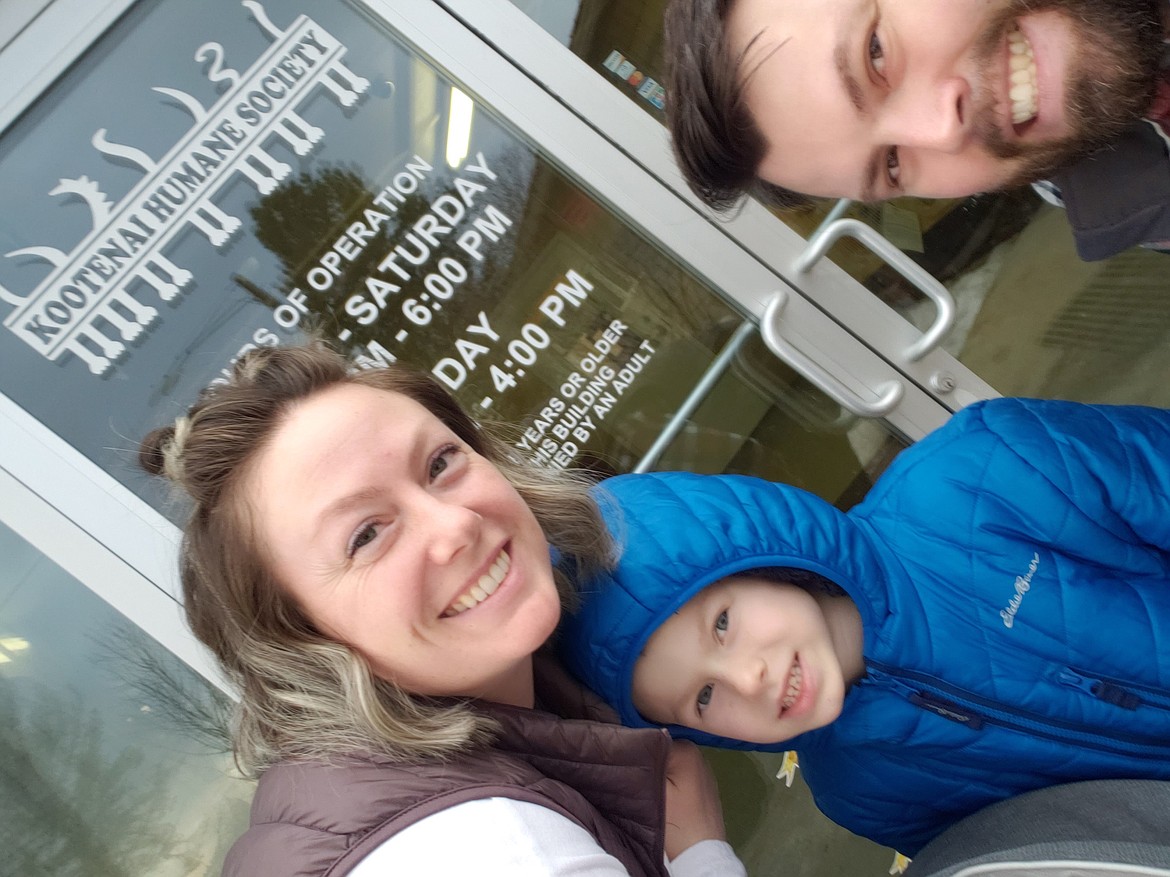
[664,0,1170,260]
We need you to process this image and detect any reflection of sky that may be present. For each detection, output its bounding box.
[0,0,521,515]
[0,521,220,760]
[0,520,251,873]
[504,0,583,44]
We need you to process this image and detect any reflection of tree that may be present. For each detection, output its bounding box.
[249,164,414,346]
[0,680,200,876]
[510,153,732,344]
[248,157,525,368]
[93,622,248,872]
[252,165,411,293]
[95,621,233,756]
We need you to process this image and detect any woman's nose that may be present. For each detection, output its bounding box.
[418,497,481,564]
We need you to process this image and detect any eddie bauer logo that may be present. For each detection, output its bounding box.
[0,0,370,375]
[1000,552,1040,629]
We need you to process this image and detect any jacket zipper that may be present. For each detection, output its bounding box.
[865,660,1170,758]
[1056,666,1170,712]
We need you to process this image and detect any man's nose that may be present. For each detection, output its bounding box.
[885,76,970,152]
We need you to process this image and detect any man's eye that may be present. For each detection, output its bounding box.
[697,684,714,714]
[347,523,378,558]
[885,147,901,185]
[715,610,729,634]
[868,31,886,76]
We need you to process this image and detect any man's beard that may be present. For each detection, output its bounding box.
[971,0,1164,188]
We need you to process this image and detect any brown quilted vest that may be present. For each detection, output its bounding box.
[222,659,671,877]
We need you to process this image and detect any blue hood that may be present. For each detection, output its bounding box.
[557,400,1170,854]
[557,470,886,751]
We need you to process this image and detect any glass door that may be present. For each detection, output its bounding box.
[0,0,961,872]
[0,461,252,875]
[801,196,1170,406]
[476,0,1170,411]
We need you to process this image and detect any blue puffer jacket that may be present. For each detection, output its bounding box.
[558,398,1170,855]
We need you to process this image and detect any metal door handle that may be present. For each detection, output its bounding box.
[759,290,904,418]
[792,217,955,362]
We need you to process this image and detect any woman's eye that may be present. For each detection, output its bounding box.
[715,610,729,634]
[885,147,901,186]
[347,523,378,558]
[429,444,459,480]
[868,31,886,76]
[697,684,714,715]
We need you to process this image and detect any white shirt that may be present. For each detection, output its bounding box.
[349,797,747,877]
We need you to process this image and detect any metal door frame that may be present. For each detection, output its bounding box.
[0,0,955,682]
[432,0,1000,412]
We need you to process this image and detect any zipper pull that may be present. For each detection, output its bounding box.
[867,665,985,729]
[1058,669,1142,710]
[908,691,985,730]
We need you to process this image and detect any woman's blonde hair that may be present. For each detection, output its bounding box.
[140,341,613,776]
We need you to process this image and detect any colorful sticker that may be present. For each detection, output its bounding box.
[600,49,665,111]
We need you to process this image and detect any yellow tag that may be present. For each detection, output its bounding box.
[879,202,924,253]
[774,750,799,787]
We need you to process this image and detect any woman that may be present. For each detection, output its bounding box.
[140,341,745,877]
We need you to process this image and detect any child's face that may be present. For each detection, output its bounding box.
[631,575,851,743]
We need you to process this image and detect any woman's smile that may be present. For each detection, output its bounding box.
[442,547,511,617]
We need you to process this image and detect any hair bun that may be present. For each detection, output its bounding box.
[138,417,189,482]
[139,424,174,477]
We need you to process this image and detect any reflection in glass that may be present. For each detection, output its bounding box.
[802,192,1170,408]
[506,0,668,121]
[511,0,1170,410]
[0,520,251,875]
[0,2,904,874]
[0,0,900,512]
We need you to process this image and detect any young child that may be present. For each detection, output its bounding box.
[557,397,1170,856]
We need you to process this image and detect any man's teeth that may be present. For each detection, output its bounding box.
[443,550,510,616]
[781,662,803,712]
[1007,27,1038,125]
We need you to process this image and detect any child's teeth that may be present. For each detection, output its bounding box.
[782,663,803,711]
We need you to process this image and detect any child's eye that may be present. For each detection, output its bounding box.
[697,683,714,716]
[714,610,729,635]
[347,523,378,558]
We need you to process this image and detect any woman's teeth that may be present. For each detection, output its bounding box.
[442,550,510,617]
[781,661,803,712]
[1007,27,1038,126]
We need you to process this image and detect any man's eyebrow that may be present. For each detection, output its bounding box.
[833,29,866,116]
[834,26,886,202]
[860,151,884,203]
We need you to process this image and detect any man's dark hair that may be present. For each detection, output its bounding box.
[663,0,813,213]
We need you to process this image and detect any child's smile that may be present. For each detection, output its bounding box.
[780,658,804,714]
